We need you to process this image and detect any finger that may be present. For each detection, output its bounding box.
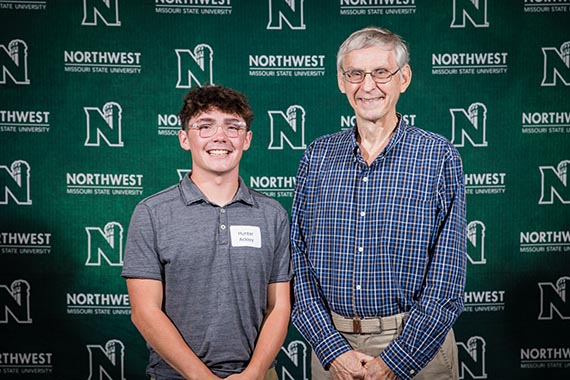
[355,353,375,363]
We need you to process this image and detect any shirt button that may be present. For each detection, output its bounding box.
[356,285,361,290]
[410,369,415,375]
[358,247,364,252]
[360,211,366,217]
[362,177,368,182]
[220,225,226,230]
[220,208,225,213]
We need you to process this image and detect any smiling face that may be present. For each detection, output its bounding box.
[178,108,252,180]
[338,45,411,127]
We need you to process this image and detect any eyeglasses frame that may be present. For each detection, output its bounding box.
[342,67,401,84]
[188,121,248,138]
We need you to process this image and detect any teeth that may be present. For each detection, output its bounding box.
[209,150,229,156]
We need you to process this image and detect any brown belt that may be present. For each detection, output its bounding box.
[331,311,407,334]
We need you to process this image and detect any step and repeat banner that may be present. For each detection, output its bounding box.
[1,1,569,379]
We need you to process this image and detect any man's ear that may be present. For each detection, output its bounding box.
[242,130,252,151]
[399,64,412,93]
[178,129,191,151]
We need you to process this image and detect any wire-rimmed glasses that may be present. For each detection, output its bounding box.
[342,67,401,84]
[189,121,247,138]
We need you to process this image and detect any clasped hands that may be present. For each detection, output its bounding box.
[329,350,397,380]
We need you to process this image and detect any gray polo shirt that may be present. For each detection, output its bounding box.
[122,174,292,379]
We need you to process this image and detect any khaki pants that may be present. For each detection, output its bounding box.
[264,367,278,380]
[311,329,459,380]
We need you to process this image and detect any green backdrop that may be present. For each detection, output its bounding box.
[1,1,569,379]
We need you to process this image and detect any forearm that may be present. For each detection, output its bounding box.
[128,278,219,380]
[380,225,465,378]
[131,307,219,380]
[243,301,291,379]
[291,272,353,368]
[380,296,461,379]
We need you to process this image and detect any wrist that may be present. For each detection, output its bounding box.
[243,366,264,380]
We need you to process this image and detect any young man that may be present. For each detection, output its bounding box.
[291,27,467,380]
[122,85,292,380]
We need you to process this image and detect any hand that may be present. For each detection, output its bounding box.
[225,369,261,380]
[363,357,397,380]
[225,374,248,380]
[329,350,375,380]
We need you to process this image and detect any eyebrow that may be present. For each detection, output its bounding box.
[345,65,390,71]
[195,117,244,124]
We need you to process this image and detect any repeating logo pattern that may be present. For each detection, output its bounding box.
[538,276,570,320]
[0,279,32,324]
[0,39,29,85]
[82,0,121,26]
[1,2,568,379]
[85,222,124,266]
[458,336,487,379]
[176,44,214,88]
[450,0,489,28]
[268,105,306,150]
[539,160,570,205]
[86,340,126,380]
[541,41,570,86]
[0,160,31,205]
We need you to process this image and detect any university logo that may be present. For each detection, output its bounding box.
[0,279,32,324]
[464,172,506,195]
[520,346,570,369]
[341,114,417,131]
[250,175,296,198]
[538,160,570,205]
[450,0,489,28]
[538,276,570,320]
[85,222,124,266]
[541,41,570,86]
[82,0,121,26]
[157,113,180,136]
[84,102,124,147]
[175,44,214,88]
[0,160,31,205]
[457,336,487,379]
[267,0,306,30]
[86,339,125,380]
[520,230,570,254]
[467,220,486,265]
[0,232,52,255]
[276,340,309,380]
[0,39,30,85]
[463,290,505,313]
[521,111,570,135]
[268,105,306,150]
[177,169,191,180]
[450,102,488,147]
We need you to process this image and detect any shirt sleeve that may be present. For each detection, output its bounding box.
[269,205,293,283]
[121,202,163,280]
[290,144,353,368]
[380,144,467,380]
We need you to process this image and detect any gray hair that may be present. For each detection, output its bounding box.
[336,26,410,71]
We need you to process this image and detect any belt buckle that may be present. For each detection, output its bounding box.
[352,316,362,334]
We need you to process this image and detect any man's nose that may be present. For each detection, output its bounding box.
[211,126,228,141]
[361,72,378,90]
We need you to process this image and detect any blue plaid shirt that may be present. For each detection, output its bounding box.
[291,117,466,380]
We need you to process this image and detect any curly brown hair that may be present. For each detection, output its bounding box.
[178,85,254,130]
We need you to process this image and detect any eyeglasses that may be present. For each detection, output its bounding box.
[189,121,247,138]
[342,68,401,84]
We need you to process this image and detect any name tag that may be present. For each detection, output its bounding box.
[230,226,262,248]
